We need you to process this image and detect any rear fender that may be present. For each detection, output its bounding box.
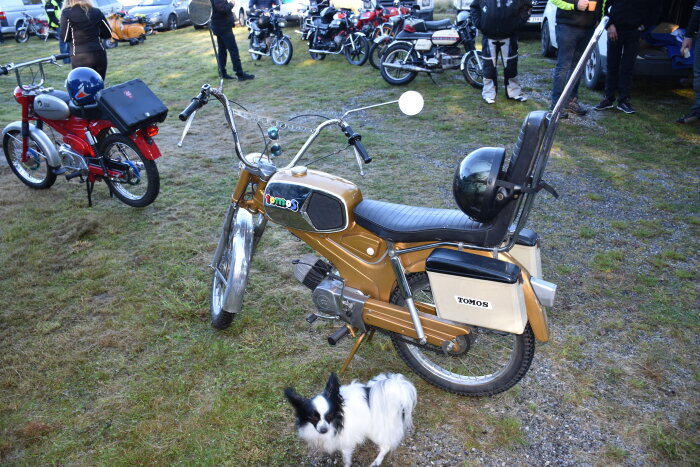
[2,121,61,167]
[131,132,162,160]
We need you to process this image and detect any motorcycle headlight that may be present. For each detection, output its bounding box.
[278,20,286,27]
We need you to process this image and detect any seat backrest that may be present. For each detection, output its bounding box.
[505,110,548,186]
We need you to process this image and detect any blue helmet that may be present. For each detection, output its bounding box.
[65,67,104,105]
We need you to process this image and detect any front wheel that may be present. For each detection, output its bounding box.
[167,14,178,30]
[584,44,603,90]
[270,36,293,65]
[344,33,369,66]
[368,40,388,70]
[309,31,326,60]
[3,129,57,189]
[99,133,160,207]
[15,28,28,43]
[104,37,118,48]
[461,50,484,89]
[380,42,418,85]
[389,273,535,396]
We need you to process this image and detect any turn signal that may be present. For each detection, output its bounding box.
[403,23,415,32]
[143,125,159,137]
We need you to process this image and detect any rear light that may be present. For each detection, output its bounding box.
[403,23,415,32]
[143,125,158,137]
[0,11,6,20]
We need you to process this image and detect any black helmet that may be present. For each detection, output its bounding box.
[456,10,469,24]
[453,147,509,223]
[257,14,271,28]
[321,6,336,22]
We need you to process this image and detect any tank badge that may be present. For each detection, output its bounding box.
[265,193,299,212]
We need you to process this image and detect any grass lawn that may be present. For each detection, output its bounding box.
[0,19,698,465]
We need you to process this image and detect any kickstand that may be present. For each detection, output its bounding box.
[428,73,437,85]
[339,332,368,375]
[85,178,94,207]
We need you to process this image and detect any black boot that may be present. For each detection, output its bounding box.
[236,72,255,81]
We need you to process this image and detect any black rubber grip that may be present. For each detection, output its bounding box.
[353,139,372,164]
[327,326,349,346]
[54,53,70,61]
[179,97,204,121]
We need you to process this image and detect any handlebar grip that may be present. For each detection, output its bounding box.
[179,97,205,121]
[54,53,70,61]
[353,138,372,164]
[327,326,350,346]
[0,66,8,76]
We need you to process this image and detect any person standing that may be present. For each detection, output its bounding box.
[593,0,656,114]
[45,0,70,63]
[60,0,112,79]
[470,0,532,104]
[210,0,255,81]
[549,0,603,117]
[677,0,700,124]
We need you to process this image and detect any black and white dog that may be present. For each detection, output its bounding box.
[284,373,417,467]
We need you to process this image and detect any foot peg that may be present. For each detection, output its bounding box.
[52,166,67,175]
[306,313,318,324]
[65,171,82,181]
[328,326,350,346]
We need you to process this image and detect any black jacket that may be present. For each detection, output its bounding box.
[470,0,531,39]
[686,0,700,39]
[60,6,112,54]
[551,0,602,28]
[210,0,235,33]
[603,0,658,31]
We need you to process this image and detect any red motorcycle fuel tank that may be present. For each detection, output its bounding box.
[263,167,362,233]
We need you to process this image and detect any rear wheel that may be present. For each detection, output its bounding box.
[368,40,388,70]
[270,36,293,65]
[99,134,159,207]
[344,33,369,66]
[584,44,603,90]
[15,28,28,43]
[3,129,56,189]
[309,32,326,60]
[541,19,556,58]
[380,42,417,85]
[461,50,484,89]
[168,14,178,30]
[389,273,535,396]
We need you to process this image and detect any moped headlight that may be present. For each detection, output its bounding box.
[278,20,286,27]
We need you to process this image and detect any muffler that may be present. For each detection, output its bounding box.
[381,62,431,73]
[248,49,268,56]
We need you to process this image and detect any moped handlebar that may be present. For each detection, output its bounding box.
[178,85,209,121]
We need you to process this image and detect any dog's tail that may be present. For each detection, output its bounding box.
[367,373,417,449]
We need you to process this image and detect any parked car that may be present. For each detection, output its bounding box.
[453,0,546,27]
[94,0,124,16]
[128,0,191,30]
[541,0,693,89]
[0,0,46,37]
[278,0,308,21]
[332,0,434,20]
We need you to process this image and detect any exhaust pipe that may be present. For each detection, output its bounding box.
[248,49,268,56]
[381,62,431,73]
[309,49,342,55]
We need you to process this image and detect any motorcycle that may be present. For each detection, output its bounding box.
[1,54,167,207]
[14,12,52,43]
[355,3,409,40]
[367,4,418,70]
[379,11,484,88]
[247,7,293,66]
[297,0,329,41]
[306,6,370,66]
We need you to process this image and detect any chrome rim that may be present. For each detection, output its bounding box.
[7,132,50,184]
[271,39,290,63]
[383,46,412,81]
[104,141,149,201]
[585,49,597,83]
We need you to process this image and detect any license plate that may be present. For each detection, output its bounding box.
[528,15,543,23]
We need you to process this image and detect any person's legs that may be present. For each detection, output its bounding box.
[604,31,623,102]
[551,23,581,107]
[616,28,640,104]
[216,33,229,76]
[504,34,526,101]
[56,27,70,64]
[692,39,700,116]
[481,36,498,103]
[568,26,594,102]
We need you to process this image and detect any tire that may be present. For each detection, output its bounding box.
[309,32,325,60]
[380,42,418,85]
[3,129,56,189]
[99,133,160,207]
[368,40,388,70]
[584,44,604,90]
[541,19,556,58]
[238,8,246,27]
[145,25,154,35]
[15,28,28,43]
[389,273,536,396]
[210,206,256,329]
[104,38,118,48]
[461,50,484,89]
[270,36,293,65]
[344,33,369,66]
[168,14,177,31]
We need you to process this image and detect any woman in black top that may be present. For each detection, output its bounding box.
[61,0,112,79]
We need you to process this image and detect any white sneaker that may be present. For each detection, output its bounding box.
[483,97,495,104]
[509,94,528,102]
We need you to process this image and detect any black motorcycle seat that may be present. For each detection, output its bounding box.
[396,30,434,40]
[68,100,107,120]
[354,200,491,244]
[424,18,452,30]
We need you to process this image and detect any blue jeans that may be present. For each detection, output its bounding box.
[55,27,71,63]
[692,34,700,116]
[551,23,594,107]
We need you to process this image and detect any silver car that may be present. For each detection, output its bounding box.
[128,0,191,30]
[0,0,46,35]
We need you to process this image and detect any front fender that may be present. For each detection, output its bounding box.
[2,121,61,168]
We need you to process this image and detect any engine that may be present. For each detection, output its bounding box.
[293,253,368,332]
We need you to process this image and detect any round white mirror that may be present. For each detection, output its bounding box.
[398,91,424,116]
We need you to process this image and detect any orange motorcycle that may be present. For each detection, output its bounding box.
[176,17,608,396]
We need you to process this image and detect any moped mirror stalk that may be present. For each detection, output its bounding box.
[340,91,424,120]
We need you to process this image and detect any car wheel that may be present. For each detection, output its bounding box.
[584,44,604,90]
[168,14,177,30]
[541,19,556,58]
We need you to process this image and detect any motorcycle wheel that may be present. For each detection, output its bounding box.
[344,33,369,66]
[104,38,118,48]
[3,129,57,189]
[380,42,418,85]
[145,25,154,36]
[368,41,387,70]
[99,133,160,208]
[270,36,293,65]
[210,206,264,329]
[309,32,325,60]
[389,273,535,396]
[461,50,484,89]
[15,28,28,43]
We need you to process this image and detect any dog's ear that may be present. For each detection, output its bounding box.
[324,373,341,400]
[284,387,305,412]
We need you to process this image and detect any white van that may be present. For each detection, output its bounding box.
[540,0,693,89]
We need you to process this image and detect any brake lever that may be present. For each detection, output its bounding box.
[177,110,197,148]
[352,146,365,177]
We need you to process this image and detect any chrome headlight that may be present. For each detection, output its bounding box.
[278,20,286,27]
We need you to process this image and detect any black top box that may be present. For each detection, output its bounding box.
[96,79,168,134]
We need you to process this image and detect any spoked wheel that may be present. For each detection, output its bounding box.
[389,273,535,396]
[461,50,484,89]
[15,28,28,43]
[270,36,293,65]
[210,206,261,329]
[3,129,56,189]
[344,33,369,66]
[380,42,418,85]
[309,32,325,60]
[99,133,159,207]
[368,40,388,70]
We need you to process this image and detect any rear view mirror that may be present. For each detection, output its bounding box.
[399,91,423,116]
